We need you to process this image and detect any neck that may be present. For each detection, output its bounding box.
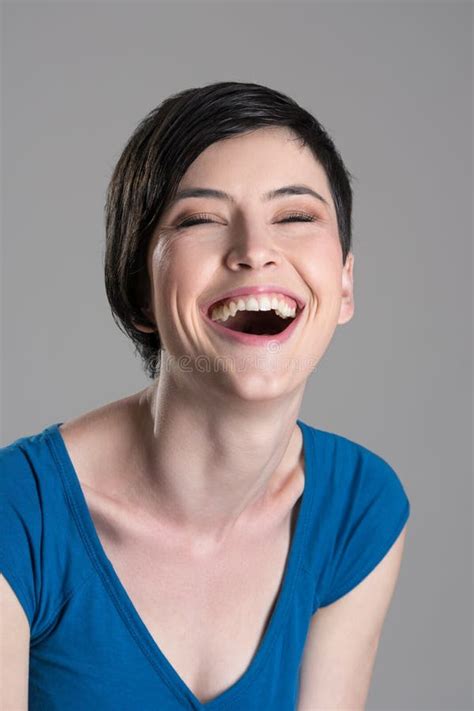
[129,371,306,546]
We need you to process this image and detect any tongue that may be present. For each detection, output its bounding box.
[220,310,291,335]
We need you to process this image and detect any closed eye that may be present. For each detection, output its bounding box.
[279,213,318,223]
[176,212,318,229]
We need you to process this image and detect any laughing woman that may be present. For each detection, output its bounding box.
[1,82,410,711]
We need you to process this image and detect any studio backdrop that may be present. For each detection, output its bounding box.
[2,2,472,709]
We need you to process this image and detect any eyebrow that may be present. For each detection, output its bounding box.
[168,184,330,208]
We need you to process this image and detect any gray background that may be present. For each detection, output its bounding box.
[1,1,472,709]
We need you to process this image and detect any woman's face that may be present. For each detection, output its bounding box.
[141,126,354,400]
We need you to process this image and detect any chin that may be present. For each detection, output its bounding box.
[209,366,307,402]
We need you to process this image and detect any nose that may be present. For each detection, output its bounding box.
[224,220,282,271]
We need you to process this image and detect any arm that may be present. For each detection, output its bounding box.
[297,523,408,711]
[0,574,30,711]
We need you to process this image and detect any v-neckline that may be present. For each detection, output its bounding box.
[46,418,316,710]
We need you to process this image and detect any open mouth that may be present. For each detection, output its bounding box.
[208,307,300,336]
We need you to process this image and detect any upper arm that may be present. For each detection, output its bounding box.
[297,522,408,711]
[0,573,30,711]
[0,442,44,672]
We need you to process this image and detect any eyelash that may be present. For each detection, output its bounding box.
[177,212,318,229]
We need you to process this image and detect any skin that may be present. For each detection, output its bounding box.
[126,125,355,553]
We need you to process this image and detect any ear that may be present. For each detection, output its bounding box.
[338,252,355,325]
[133,322,156,334]
[131,304,157,334]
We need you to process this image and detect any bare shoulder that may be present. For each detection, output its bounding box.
[59,391,136,442]
[58,391,143,490]
[297,522,409,711]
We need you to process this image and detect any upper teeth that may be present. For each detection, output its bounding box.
[210,293,298,322]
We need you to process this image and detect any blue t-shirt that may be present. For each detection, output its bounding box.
[0,418,410,710]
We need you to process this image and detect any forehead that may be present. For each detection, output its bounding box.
[175,126,333,205]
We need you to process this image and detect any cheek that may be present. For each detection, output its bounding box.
[301,237,343,294]
[150,239,216,307]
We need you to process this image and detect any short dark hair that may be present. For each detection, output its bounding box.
[104,81,356,380]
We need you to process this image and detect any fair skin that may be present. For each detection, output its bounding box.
[1,126,408,710]
[128,125,354,548]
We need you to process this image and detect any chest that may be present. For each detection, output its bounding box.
[83,487,301,705]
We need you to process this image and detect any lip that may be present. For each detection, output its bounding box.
[200,301,305,347]
[201,284,306,316]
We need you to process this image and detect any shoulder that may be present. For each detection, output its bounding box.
[0,429,49,633]
[57,394,140,492]
[333,430,411,522]
[0,419,107,637]
[298,421,411,611]
[0,430,45,503]
[303,421,410,506]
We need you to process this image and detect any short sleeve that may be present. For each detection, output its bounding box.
[318,446,411,607]
[0,442,43,630]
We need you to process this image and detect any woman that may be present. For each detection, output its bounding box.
[1,81,410,710]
